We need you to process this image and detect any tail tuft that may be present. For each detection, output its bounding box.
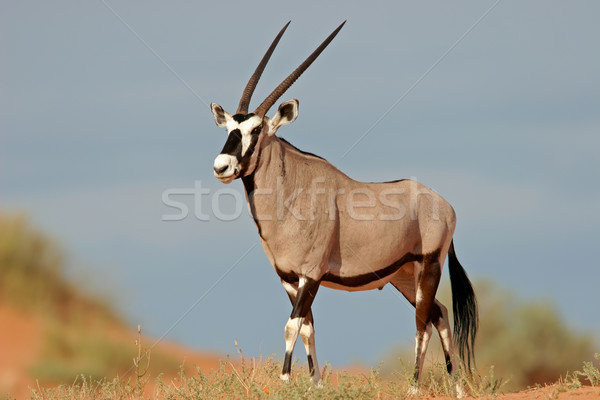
[448,240,478,371]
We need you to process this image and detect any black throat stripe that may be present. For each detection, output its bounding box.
[242,173,263,239]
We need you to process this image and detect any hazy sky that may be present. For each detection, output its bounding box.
[1,1,599,367]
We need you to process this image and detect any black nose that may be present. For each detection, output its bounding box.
[214,164,228,174]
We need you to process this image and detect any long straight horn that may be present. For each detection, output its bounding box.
[254,20,346,118]
[236,21,291,114]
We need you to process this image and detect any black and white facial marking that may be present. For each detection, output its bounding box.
[211,103,264,184]
[211,100,299,184]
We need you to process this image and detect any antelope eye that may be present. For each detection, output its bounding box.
[251,126,262,135]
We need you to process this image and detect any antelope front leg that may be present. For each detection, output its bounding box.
[281,280,322,384]
[300,316,322,384]
[280,277,320,381]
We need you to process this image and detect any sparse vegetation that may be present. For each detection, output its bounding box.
[28,353,600,399]
[25,331,507,399]
[578,353,600,387]
[29,325,180,384]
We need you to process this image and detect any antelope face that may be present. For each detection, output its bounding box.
[210,100,299,183]
[211,104,264,183]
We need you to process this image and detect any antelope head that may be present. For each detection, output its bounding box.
[211,21,345,183]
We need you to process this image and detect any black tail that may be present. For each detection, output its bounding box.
[448,240,478,371]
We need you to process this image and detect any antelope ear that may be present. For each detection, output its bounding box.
[268,99,299,135]
[210,103,232,128]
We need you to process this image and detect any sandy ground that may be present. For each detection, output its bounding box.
[497,386,599,400]
[416,386,599,400]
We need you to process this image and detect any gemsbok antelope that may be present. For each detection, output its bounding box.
[209,21,478,389]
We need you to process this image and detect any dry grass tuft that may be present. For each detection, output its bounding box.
[28,352,600,400]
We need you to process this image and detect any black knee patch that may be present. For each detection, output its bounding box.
[307,354,315,375]
[282,351,293,375]
[445,354,453,374]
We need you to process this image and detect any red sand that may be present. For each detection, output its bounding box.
[0,306,43,399]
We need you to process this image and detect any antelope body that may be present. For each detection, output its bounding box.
[209,21,478,389]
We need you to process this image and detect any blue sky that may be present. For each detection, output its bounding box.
[1,1,599,367]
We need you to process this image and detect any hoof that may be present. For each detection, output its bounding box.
[312,376,323,388]
[279,373,290,382]
[455,383,466,398]
[407,385,419,397]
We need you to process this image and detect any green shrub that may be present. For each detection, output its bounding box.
[0,213,117,323]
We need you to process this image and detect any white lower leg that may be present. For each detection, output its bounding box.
[438,321,465,397]
[413,323,432,385]
[434,302,464,397]
[437,319,454,371]
[281,317,303,381]
[300,321,321,384]
[408,325,432,396]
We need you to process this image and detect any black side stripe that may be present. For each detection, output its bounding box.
[322,250,441,287]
